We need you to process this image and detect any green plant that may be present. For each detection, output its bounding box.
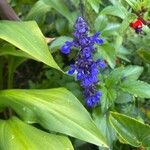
[0,0,150,150]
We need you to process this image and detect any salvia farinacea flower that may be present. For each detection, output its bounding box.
[60,17,106,107]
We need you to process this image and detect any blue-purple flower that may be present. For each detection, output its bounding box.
[60,17,106,107]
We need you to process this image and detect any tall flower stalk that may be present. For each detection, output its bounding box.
[60,17,106,107]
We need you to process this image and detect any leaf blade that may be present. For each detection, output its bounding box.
[0,117,73,150]
[0,88,108,147]
[109,112,150,147]
[120,80,150,98]
[97,44,116,69]
[0,21,61,71]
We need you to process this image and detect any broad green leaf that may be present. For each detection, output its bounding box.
[109,112,150,147]
[93,108,116,147]
[117,45,131,55]
[105,65,143,88]
[0,88,108,147]
[97,43,116,68]
[117,54,130,62]
[120,80,150,98]
[116,46,131,62]
[100,4,128,19]
[0,44,34,59]
[101,86,117,113]
[0,117,73,150]
[0,21,61,71]
[105,67,124,87]
[34,0,75,24]
[94,15,108,32]
[50,36,73,53]
[137,49,150,64]
[121,65,143,80]
[26,0,51,25]
[115,91,133,104]
[87,0,100,13]
[101,23,120,37]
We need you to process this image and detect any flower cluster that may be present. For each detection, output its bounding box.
[130,18,144,34]
[60,17,106,107]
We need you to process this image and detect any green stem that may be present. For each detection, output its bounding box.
[7,58,14,117]
[0,57,4,90]
[7,57,26,89]
[7,70,13,89]
[7,58,14,89]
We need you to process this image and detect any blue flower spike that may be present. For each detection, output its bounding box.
[60,17,106,108]
[60,41,73,54]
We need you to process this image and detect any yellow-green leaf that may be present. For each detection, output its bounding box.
[0,88,108,148]
[0,117,73,150]
[110,112,150,147]
[120,80,150,98]
[0,21,61,71]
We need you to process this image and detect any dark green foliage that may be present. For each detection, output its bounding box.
[0,0,150,150]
